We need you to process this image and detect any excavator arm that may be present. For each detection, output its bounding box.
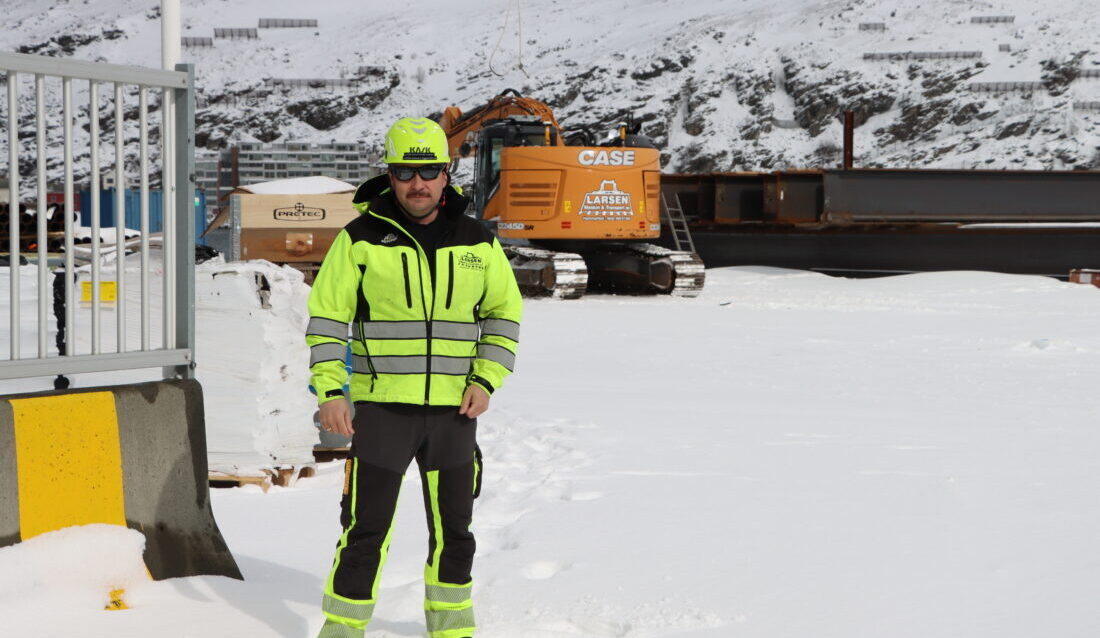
[439,89,565,160]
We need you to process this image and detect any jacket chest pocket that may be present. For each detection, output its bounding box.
[365,247,419,312]
[445,252,455,309]
[401,252,413,308]
[442,248,485,311]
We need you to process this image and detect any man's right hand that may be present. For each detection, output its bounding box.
[319,399,354,438]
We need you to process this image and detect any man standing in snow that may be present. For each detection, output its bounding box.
[305,117,522,638]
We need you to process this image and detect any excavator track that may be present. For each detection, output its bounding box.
[579,243,705,297]
[504,245,588,299]
[624,243,706,297]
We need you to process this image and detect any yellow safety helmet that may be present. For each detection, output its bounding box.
[383,117,450,164]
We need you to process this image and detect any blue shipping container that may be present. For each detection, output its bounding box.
[79,189,207,246]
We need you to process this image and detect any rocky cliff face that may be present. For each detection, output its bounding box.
[3,0,1100,181]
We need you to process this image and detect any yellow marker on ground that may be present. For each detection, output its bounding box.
[106,588,129,610]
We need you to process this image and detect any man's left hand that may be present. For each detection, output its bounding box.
[459,384,490,419]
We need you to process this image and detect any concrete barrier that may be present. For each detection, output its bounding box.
[0,379,241,580]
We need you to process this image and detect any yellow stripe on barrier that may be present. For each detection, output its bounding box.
[11,392,128,540]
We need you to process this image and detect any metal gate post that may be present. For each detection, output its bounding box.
[167,63,196,380]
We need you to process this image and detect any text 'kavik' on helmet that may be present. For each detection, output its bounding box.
[384,117,451,165]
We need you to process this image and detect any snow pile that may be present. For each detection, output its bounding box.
[0,525,149,611]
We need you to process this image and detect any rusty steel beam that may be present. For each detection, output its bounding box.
[679,225,1100,278]
[823,169,1100,223]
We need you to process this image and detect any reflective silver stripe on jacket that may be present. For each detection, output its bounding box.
[307,316,349,341]
[310,342,348,367]
[477,343,516,371]
[351,355,473,376]
[433,321,480,341]
[353,320,479,341]
[355,321,426,340]
[480,318,520,342]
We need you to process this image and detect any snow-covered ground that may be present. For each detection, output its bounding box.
[3,266,1100,637]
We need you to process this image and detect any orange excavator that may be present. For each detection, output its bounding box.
[438,89,704,298]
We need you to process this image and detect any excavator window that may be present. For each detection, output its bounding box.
[472,133,506,215]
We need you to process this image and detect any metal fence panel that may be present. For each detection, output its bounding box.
[0,52,194,382]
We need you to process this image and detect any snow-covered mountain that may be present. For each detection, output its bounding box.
[3,0,1100,183]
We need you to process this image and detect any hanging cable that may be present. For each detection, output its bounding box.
[487,0,513,77]
[516,0,530,78]
[488,0,530,78]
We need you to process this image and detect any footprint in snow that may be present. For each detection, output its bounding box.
[522,561,567,580]
[562,490,604,502]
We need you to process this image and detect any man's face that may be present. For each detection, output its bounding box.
[389,164,447,219]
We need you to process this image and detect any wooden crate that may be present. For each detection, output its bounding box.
[209,465,317,492]
[1069,269,1100,287]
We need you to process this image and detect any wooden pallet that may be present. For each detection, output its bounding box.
[208,465,317,492]
[313,447,351,463]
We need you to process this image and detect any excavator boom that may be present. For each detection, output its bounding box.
[439,89,564,160]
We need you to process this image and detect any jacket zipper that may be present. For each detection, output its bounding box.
[400,253,413,308]
[356,318,379,392]
[446,252,455,309]
[418,251,435,405]
[368,210,445,405]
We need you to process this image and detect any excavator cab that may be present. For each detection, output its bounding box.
[470,117,558,217]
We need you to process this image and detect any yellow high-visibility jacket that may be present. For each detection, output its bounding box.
[306,175,522,406]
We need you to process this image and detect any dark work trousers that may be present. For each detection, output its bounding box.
[319,401,480,638]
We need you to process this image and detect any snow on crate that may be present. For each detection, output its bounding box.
[196,259,317,479]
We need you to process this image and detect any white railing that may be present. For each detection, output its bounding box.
[1,52,196,382]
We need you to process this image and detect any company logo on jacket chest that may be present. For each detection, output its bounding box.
[457,252,485,271]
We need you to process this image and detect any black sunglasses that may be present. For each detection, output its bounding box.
[389,164,446,182]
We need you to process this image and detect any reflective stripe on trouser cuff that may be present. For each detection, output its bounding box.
[351,355,473,375]
[354,320,478,341]
[480,318,520,342]
[317,618,366,638]
[308,316,350,340]
[321,593,374,630]
[477,343,515,371]
[311,342,349,366]
[425,607,475,636]
[426,582,472,604]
